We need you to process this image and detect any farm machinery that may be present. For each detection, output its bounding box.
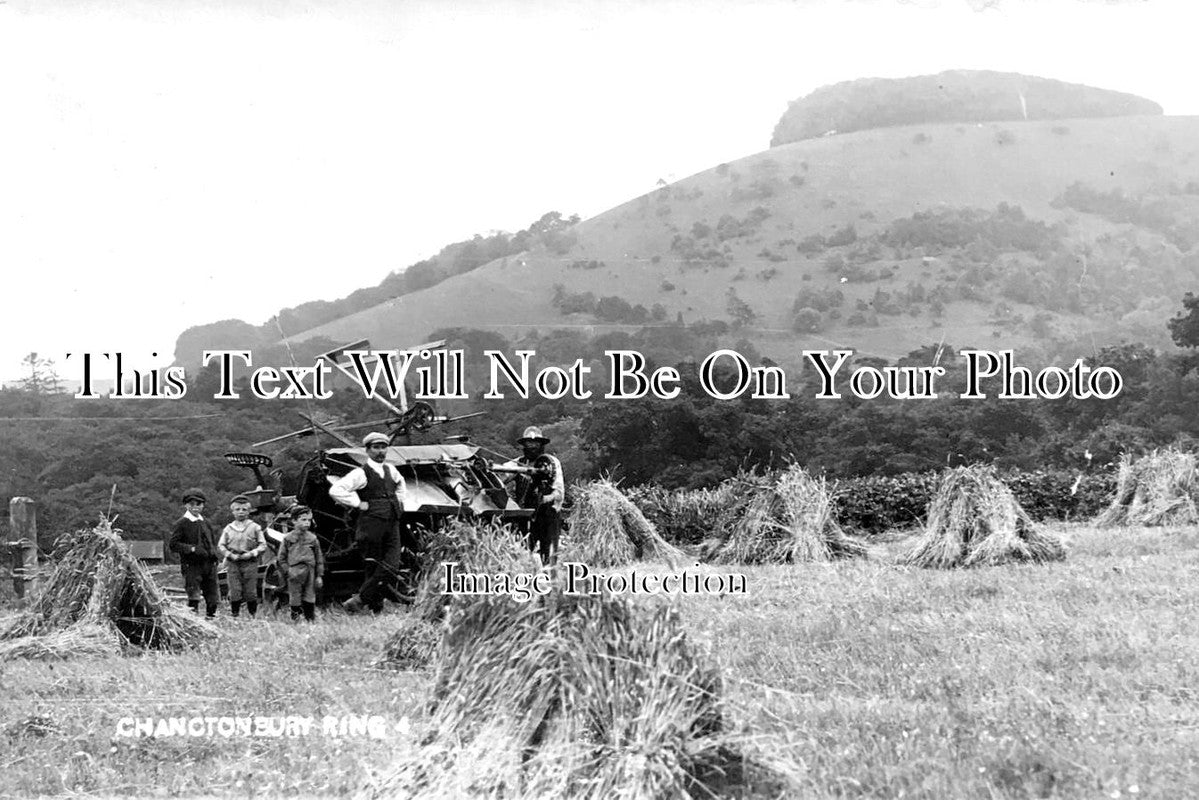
[218,339,541,607]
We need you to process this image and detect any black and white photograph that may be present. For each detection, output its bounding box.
[2,0,1198,797]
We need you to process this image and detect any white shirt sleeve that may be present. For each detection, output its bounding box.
[388,464,408,508]
[545,455,565,511]
[329,467,368,509]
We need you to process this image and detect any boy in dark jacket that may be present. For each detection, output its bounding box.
[276,505,324,621]
[168,488,220,617]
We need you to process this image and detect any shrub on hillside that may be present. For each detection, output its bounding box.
[884,204,1061,256]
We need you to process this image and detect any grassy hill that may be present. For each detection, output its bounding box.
[279,114,1199,370]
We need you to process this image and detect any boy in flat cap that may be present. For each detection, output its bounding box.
[507,426,565,564]
[218,494,267,617]
[168,488,220,617]
[276,505,324,621]
[330,432,412,613]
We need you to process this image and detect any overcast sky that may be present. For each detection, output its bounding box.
[1,0,1195,383]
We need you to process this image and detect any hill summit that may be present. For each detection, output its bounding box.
[770,70,1162,146]
[172,72,1197,379]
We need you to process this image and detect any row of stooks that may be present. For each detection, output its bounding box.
[0,517,795,798]
[366,446,1199,799]
[0,448,1193,797]
[4,446,1194,658]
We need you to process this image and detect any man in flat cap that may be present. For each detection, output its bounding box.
[508,426,565,564]
[168,488,220,617]
[330,432,412,613]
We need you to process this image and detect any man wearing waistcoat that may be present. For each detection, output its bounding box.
[329,431,411,613]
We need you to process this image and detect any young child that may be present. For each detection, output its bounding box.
[167,488,220,617]
[276,505,324,621]
[217,495,268,617]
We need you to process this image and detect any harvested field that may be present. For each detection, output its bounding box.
[2,525,1198,798]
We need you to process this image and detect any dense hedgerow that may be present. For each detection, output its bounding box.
[1005,470,1115,523]
[633,469,1118,542]
[832,473,938,533]
[834,469,1115,534]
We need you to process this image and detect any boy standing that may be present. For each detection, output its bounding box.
[276,505,324,621]
[218,495,267,618]
[168,488,220,617]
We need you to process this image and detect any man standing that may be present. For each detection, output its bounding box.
[329,432,410,613]
[168,488,220,618]
[509,426,565,564]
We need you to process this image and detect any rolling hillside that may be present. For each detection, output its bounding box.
[276,113,1199,369]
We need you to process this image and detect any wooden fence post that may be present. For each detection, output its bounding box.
[9,497,39,598]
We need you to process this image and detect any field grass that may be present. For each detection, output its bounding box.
[2,523,1197,798]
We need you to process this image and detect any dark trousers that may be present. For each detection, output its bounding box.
[356,516,419,609]
[181,560,219,615]
[528,505,561,564]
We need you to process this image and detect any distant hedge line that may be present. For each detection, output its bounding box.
[833,469,1116,534]
[626,469,1118,543]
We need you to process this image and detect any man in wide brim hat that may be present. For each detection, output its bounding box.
[507,426,565,563]
[516,426,551,446]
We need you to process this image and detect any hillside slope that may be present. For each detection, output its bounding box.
[282,114,1199,368]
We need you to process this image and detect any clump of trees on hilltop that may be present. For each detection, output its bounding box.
[770,70,1161,146]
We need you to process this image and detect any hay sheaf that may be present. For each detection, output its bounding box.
[0,519,217,659]
[708,466,867,564]
[1095,449,1199,527]
[369,589,792,800]
[412,520,543,622]
[904,466,1066,569]
[562,480,686,567]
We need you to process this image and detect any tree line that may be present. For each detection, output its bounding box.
[2,296,1195,548]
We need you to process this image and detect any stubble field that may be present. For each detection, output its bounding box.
[2,523,1197,799]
